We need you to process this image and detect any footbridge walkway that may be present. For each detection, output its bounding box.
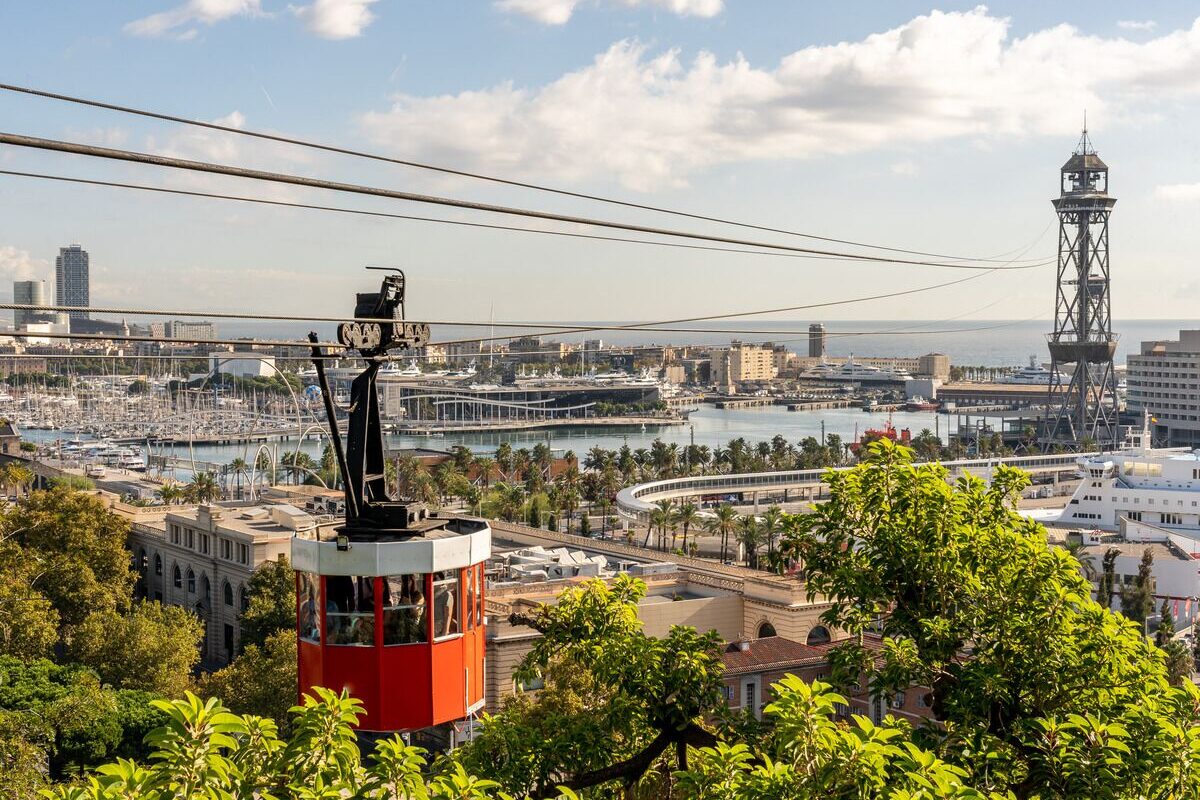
[616,452,1084,521]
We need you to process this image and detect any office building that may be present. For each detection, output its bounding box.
[55,244,90,320]
[808,324,827,358]
[13,280,48,327]
[1127,329,1200,446]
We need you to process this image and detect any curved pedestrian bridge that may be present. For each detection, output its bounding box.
[616,452,1084,520]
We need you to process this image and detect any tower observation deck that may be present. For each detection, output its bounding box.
[1043,128,1119,449]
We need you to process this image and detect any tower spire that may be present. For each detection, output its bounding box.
[1074,111,1094,156]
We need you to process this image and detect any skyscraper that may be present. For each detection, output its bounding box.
[13,280,46,327]
[808,323,827,358]
[55,244,89,320]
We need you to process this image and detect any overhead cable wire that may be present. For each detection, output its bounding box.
[9,330,343,349]
[0,132,1041,271]
[0,81,1044,265]
[0,268,1010,343]
[0,169,1057,269]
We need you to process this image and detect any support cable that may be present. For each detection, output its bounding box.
[0,81,1044,265]
[0,132,1038,271]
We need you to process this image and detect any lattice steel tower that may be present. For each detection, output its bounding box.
[1044,128,1119,449]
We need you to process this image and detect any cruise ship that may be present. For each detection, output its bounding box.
[999,356,1065,385]
[1054,418,1200,540]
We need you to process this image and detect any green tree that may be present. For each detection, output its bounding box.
[0,555,58,660]
[1121,548,1155,627]
[183,471,221,503]
[1156,598,1176,648]
[42,687,518,800]
[5,487,135,627]
[196,629,296,731]
[784,439,1170,789]
[676,501,701,556]
[1096,546,1119,609]
[463,576,724,797]
[65,602,203,699]
[238,555,296,651]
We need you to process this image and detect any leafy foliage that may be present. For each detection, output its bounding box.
[65,602,204,698]
[196,629,296,731]
[238,554,296,651]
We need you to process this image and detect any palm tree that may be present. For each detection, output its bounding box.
[4,464,33,497]
[185,472,221,504]
[736,515,763,569]
[471,456,495,489]
[156,480,184,505]
[675,502,701,556]
[229,457,249,499]
[646,505,669,549]
[761,506,784,560]
[712,503,738,562]
[493,482,526,522]
[495,442,514,481]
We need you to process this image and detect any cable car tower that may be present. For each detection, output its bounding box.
[1044,127,1119,450]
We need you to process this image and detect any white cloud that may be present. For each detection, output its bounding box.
[497,0,722,26]
[0,247,47,282]
[359,9,1200,191]
[290,0,378,39]
[1155,183,1200,201]
[1118,20,1157,32]
[124,0,262,39]
[890,160,919,176]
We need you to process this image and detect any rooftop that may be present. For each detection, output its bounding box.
[721,636,828,675]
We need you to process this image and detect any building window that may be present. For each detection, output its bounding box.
[325,575,374,646]
[298,573,320,643]
[172,564,182,589]
[186,568,196,593]
[223,623,235,662]
[170,524,180,545]
[892,691,906,709]
[223,581,234,606]
[137,547,147,572]
[239,586,249,613]
[200,574,210,601]
[432,571,461,639]
[154,553,162,576]
[186,529,194,549]
[721,685,734,703]
[220,538,232,560]
[237,543,249,565]
[199,534,209,555]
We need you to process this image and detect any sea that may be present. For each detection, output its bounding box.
[220,318,1196,367]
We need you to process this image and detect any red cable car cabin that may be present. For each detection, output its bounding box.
[292,512,490,732]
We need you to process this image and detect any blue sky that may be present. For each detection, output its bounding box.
[3,1,1200,330]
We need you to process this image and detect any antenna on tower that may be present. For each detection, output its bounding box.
[1075,111,1095,155]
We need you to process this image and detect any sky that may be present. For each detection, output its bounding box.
[3,1,1200,334]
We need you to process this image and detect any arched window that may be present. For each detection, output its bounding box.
[239,585,249,613]
[757,621,777,638]
[137,547,147,572]
[172,564,182,588]
[806,626,831,646]
[186,568,196,593]
[200,574,210,601]
[195,601,207,621]
[154,553,162,576]
[223,580,234,606]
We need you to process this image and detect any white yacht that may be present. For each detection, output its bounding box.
[831,357,913,383]
[1053,417,1200,545]
[380,360,423,379]
[116,448,147,471]
[1000,356,1065,385]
